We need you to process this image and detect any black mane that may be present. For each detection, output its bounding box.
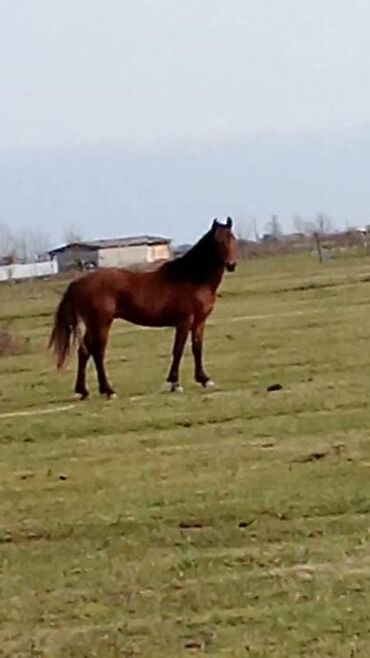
[162,229,224,284]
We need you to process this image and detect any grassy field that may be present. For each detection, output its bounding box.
[1,253,370,657]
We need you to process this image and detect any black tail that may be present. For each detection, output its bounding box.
[49,283,80,369]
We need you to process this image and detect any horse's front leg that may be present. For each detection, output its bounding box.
[167,322,190,392]
[192,320,214,388]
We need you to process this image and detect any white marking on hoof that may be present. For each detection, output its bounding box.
[74,392,88,401]
[106,392,117,400]
[168,382,184,393]
[204,380,215,389]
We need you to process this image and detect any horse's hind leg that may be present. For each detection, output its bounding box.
[167,322,189,392]
[90,320,116,398]
[192,320,214,388]
[74,341,91,400]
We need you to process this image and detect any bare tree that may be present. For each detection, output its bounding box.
[293,214,308,235]
[64,225,84,244]
[0,224,17,262]
[235,220,253,241]
[236,219,255,260]
[264,214,283,238]
[0,225,51,263]
[293,213,333,237]
[15,228,51,262]
[316,213,332,234]
[252,217,260,242]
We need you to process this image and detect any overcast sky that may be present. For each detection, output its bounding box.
[1,1,370,243]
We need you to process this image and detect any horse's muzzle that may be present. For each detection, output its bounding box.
[226,262,236,272]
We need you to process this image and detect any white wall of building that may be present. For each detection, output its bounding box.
[98,245,149,267]
[0,259,58,282]
[53,242,171,271]
[147,243,171,262]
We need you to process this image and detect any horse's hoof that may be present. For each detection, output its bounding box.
[168,382,184,393]
[203,380,215,389]
[102,391,117,400]
[75,391,89,401]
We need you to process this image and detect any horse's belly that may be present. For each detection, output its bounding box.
[116,282,193,327]
[117,302,178,328]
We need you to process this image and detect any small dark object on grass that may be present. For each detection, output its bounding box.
[267,383,283,392]
[293,450,329,464]
[306,451,328,461]
[184,641,203,650]
[179,521,205,529]
[59,474,68,481]
[19,471,34,480]
[238,520,255,529]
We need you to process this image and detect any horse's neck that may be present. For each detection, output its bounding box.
[206,264,225,293]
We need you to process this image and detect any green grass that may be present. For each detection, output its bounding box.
[1,254,370,656]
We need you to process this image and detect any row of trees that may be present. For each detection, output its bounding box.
[0,213,353,263]
[237,213,334,241]
[0,225,83,264]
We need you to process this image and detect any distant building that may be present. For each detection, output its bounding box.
[173,243,192,258]
[49,235,172,272]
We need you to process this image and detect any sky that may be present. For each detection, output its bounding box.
[1,0,370,245]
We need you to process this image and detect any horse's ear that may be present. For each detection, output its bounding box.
[226,217,233,228]
[212,218,218,230]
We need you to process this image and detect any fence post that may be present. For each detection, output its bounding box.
[313,231,323,263]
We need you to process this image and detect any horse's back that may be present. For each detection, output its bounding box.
[69,265,212,328]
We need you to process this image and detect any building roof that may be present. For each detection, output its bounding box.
[173,243,192,256]
[49,235,171,255]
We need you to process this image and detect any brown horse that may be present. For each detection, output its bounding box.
[49,217,237,399]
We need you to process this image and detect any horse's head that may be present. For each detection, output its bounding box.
[212,217,237,272]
